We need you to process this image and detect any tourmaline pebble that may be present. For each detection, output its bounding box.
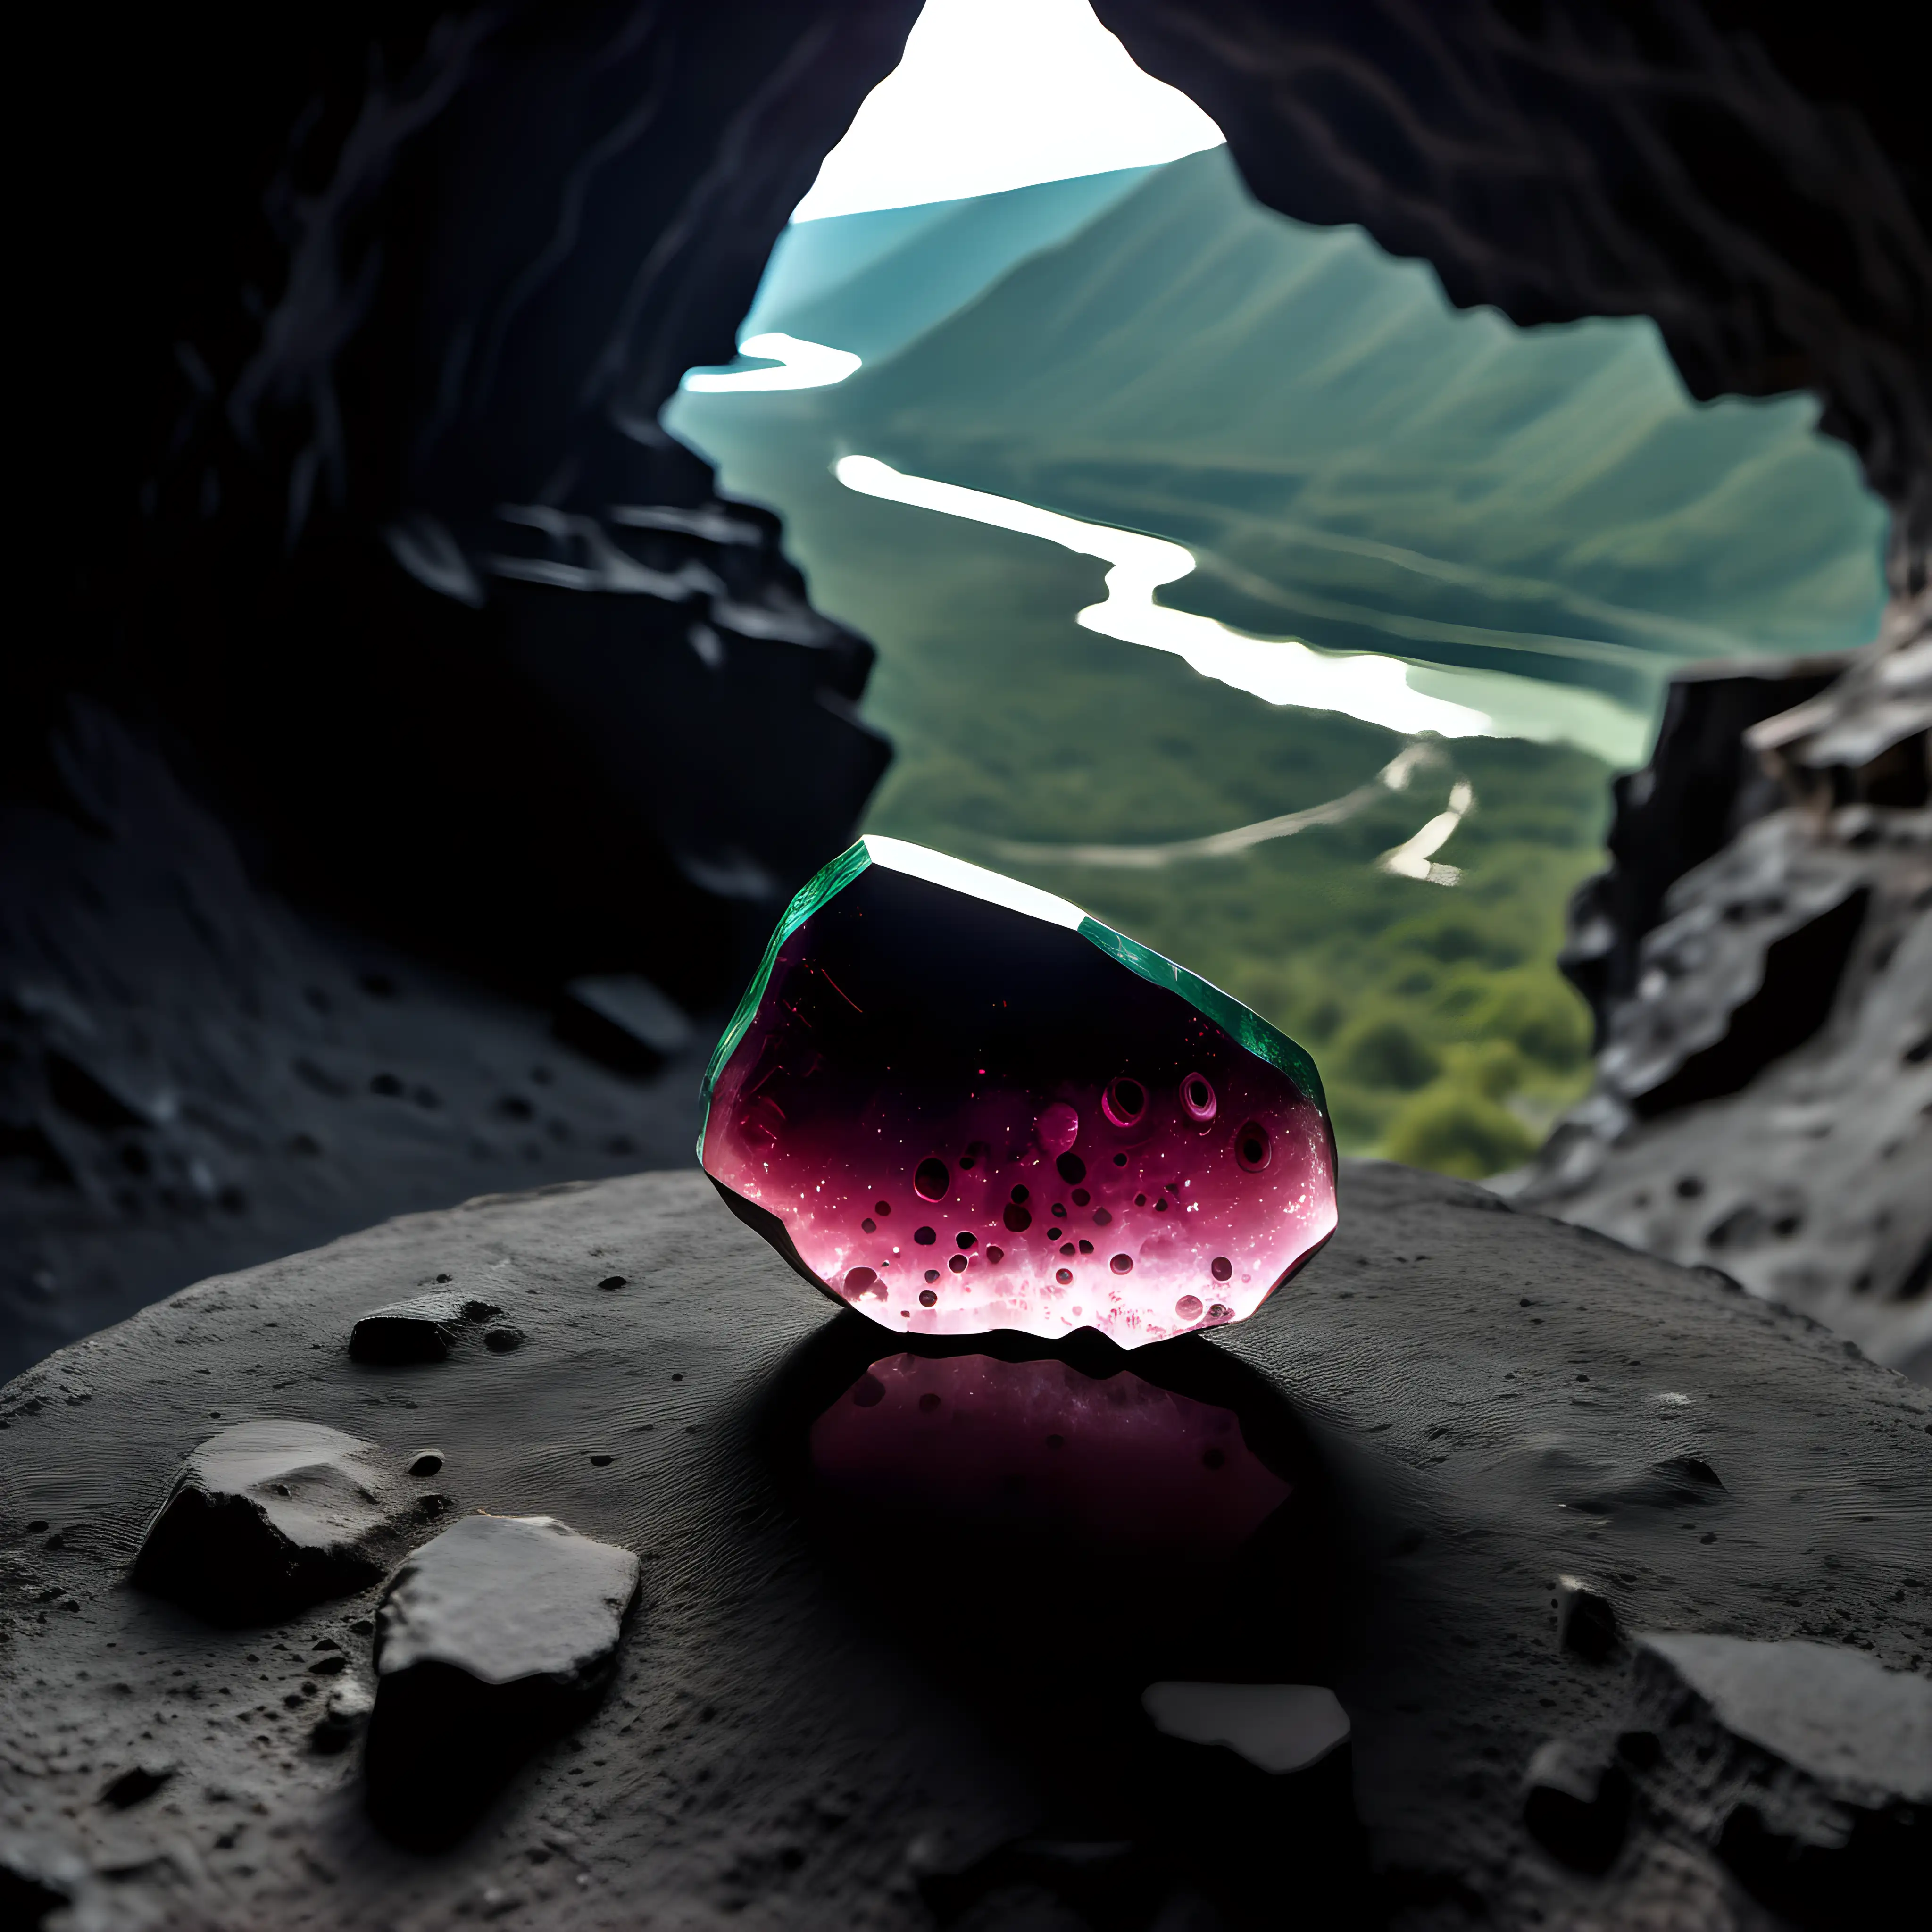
[700,837,1336,1346]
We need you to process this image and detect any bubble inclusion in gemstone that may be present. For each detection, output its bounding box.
[698,835,1337,1348]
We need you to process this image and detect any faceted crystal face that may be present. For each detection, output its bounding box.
[700,837,1336,1347]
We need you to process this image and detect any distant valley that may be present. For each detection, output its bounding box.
[665,148,1888,1174]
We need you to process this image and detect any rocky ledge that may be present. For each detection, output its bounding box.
[0,1163,1926,1930]
[1515,584,1932,1379]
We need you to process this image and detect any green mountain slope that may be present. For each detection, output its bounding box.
[826,147,1887,716]
[739,166,1158,365]
[664,151,1888,1176]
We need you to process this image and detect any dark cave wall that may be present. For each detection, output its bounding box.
[1093,0,1932,585]
[25,0,924,1003]
[5,0,924,1378]
[24,0,1928,999]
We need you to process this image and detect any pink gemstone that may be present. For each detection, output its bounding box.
[700,837,1337,1347]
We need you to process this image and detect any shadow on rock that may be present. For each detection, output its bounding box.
[758,1316,1372,1927]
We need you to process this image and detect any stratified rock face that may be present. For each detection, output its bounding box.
[1509,590,1932,1375]
[700,837,1336,1347]
[1560,658,1850,1033]
[10,2,926,1391]
[365,1515,639,1847]
[131,1420,427,1625]
[3,1166,1927,1929]
[1622,1634,1931,1925]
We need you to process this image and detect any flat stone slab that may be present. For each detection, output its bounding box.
[365,1515,640,1846]
[0,1162,1926,1930]
[130,1418,432,1625]
[1141,1681,1351,1774]
[377,1514,639,1686]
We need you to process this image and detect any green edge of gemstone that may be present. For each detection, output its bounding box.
[1074,916,1328,1117]
[698,839,1328,1154]
[699,837,870,1119]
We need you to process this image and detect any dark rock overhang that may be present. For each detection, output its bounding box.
[1094,0,1930,581]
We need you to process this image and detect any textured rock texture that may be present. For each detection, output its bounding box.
[349,1295,505,1366]
[2,1164,1927,1928]
[132,1422,434,1627]
[26,2,914,991]
[1622,1635,1931,1926]
[10,1,925,1382]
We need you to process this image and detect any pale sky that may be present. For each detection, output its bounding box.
[792,0,1224,221]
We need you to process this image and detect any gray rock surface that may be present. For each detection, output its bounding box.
[1552,1575,1621,1664]
[1141,1682,1350,1775]
[130,1420,434,1627]
[0,1162,1926,1930]
[1521,1736,1631,1877]
[1508,587,1932,1377]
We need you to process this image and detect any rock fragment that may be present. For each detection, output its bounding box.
[1522,1736,1629,1874]
[98,1762,175,1809]
[364,1514,640,1847]
[1628,1633,1931,1924]
[132,1420,421,1624]
[555,974,693,1075]
[1141,1682,1350,1774]
[349,1292,501,1364]
[1553,1574,1620,1661]
[1136,1681,1366,1914]
[312,1680,375,1755]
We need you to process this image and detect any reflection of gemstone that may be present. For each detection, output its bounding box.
[809,1352,1291,1557]
[700,835,1337,1345]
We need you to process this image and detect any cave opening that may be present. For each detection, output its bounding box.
[661,0,1890,1181]
[7,0,1926,1379]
